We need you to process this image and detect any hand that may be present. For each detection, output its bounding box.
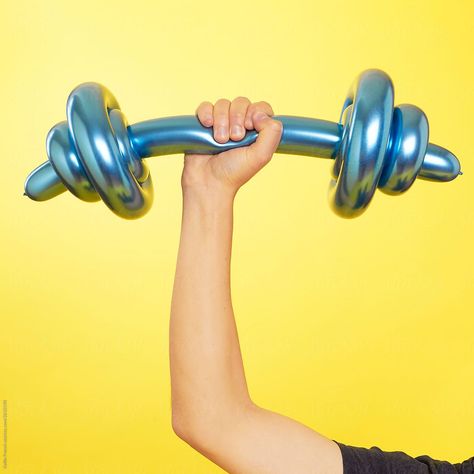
[181,96,283,196]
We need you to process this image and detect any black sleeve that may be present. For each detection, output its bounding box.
[334,440,474,474]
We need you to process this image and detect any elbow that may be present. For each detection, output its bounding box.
[171,409,217,452]
[171,399,255,450]
[171,411,193,444]
[171,404,222,448]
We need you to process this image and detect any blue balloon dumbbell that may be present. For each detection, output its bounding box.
[24,69,461,219]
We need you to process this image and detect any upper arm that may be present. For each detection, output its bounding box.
[178,401,343,474]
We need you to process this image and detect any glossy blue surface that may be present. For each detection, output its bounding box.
[24,69,461,219]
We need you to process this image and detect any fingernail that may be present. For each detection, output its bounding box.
[231,125,243,137]
[216,126,226,139]
[204,115,213,125]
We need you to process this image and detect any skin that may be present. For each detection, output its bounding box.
[169,96,343,474]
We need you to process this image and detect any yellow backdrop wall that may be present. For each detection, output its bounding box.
[1,0,473,472]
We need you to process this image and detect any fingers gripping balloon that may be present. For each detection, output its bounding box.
[23,69,461,219]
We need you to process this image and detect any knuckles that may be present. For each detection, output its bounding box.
[270,119,283,132]
[230,112,245,122]
[233,96,250,103]
[214,98,231,107]
[255,100,274,115]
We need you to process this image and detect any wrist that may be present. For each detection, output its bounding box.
[182,184,237,207]
[180,185,235,238]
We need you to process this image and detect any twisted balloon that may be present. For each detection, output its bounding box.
[24,69,461,218]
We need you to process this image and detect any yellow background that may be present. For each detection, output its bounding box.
[1,0,473,472]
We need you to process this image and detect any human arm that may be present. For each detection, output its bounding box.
[169,96,343,473]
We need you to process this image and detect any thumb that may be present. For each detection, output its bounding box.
[247,113,283,166]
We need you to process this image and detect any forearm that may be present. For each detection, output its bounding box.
[169,186,252,436]
[168,185,343,472]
